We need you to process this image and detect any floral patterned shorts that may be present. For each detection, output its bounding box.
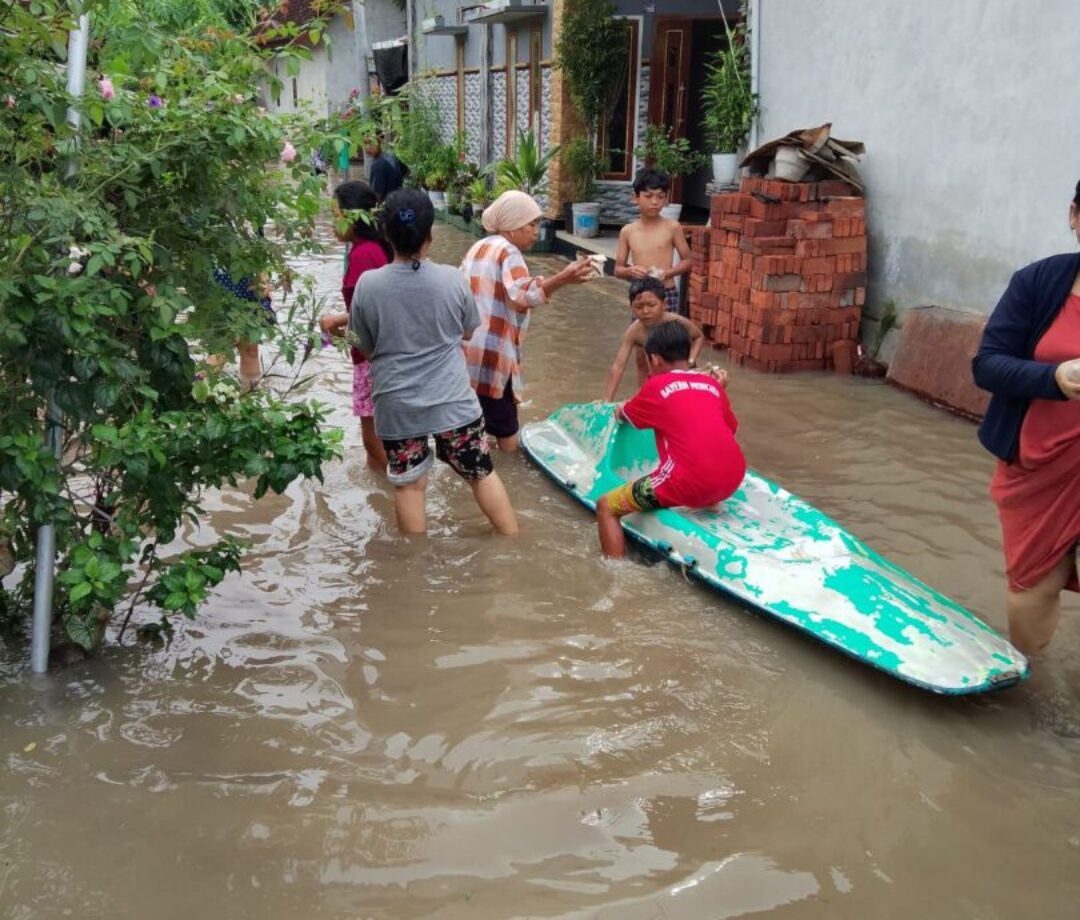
[352,361,374,418]
[381,418,493,486]
[604,475,662,515]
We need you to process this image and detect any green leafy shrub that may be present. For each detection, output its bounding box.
[561,136,609,202]
[0,1,344,650]
[634,124,708,179]
[490,131,560,198]
[701,22,757,153]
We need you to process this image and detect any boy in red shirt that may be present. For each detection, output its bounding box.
[597,322,746,557]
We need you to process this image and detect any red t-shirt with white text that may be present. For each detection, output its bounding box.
[621,369,746,508]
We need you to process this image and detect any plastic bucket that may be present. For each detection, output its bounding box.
[571,202,600,238]
[659,204,683,221]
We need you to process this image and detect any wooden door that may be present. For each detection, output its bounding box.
[648,19,693,202]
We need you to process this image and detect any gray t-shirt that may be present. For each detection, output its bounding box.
[350,260,482,439]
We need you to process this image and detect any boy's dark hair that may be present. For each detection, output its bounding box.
[334,180,392,260]
[629,276,667,304]
[381,188,434,267]
[644,318,691,363]
[632,167,670,195]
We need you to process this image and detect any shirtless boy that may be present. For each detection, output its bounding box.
[614,168,692,314]
[604,277,704,400]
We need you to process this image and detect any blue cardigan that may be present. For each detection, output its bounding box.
[972,252,1079,461]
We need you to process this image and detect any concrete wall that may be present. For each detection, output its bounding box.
[756,0,1080,325]
[265,47,329,116]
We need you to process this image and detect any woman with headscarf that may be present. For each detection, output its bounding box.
[461,191,595,452]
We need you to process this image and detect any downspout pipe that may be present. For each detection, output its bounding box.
[32,7,90,674]
[749,0,762,149]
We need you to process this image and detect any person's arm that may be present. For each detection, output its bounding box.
[457,274,481,340]
[614,226,647,281]
[538,257,596,298]
[347,283,375,358]
[320,312,349,337]
[972,268,1068,400]
[663,223,693,281]
[603,333,636,401]
[677,316,704,366]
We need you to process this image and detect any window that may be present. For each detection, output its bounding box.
[529,28,542,136]
[505,29,518,155]
[597,18,639,181]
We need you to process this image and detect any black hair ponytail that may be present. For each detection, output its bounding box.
[382,188,435,270]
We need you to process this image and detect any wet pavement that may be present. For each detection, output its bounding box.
[1,224,1078,919]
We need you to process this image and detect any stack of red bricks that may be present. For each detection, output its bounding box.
[683,224,711,320]
[689,176,867,372]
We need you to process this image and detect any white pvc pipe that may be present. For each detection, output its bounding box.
[749,0,762,149]
[31,10,89,674]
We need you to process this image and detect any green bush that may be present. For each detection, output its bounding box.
[0,1,343,650]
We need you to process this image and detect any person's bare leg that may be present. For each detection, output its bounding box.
[496,434,519,453]
[360,417,387,473]
[238,341,261,388]
[1007,552,1075,658]
[469,472,518,535]
[393,476,428,534]
[597,496,627,558]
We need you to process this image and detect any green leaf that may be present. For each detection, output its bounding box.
[65,613,98,651]
[69,581,93,602]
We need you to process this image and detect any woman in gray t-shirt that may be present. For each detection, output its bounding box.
[350,190,518,536]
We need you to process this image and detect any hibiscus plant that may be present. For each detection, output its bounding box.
[0,0,349,652]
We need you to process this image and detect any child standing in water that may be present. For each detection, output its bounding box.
[603,277,705,400]
[349,189,518,536]
[597,322,744,558]
[319,181,391,472]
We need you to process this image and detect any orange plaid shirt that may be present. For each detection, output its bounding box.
[460,235,548,399]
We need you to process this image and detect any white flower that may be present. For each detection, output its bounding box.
[67,261,84,276]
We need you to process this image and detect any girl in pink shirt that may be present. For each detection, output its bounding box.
[319,181,392,471]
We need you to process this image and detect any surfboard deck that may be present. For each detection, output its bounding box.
[520,402,1028,696]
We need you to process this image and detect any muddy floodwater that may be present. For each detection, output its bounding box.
[2,225,1079,919]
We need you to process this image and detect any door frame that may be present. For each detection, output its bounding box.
[647,14,737,203]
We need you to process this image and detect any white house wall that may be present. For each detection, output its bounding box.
[756,0,1080,318]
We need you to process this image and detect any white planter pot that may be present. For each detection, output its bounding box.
[571,201,600,238]
[659,203,683,221]
[428,189,446,208]
[712,152,739,186]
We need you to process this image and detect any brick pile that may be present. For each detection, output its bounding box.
[684,224,711,321]
[689,177,867,372]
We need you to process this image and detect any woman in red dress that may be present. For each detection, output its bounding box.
[974,182,1080,658]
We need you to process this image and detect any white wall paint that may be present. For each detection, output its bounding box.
[756,0,1080,318]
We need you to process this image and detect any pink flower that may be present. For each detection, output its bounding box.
[3,95,15,109]
[100,77,114,100]
[280,140,297,163]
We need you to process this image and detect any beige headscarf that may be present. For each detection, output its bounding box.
[482,190,543,234]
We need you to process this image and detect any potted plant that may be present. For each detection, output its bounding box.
[701,20,757,186]
[555,0,629,233]
[562,137,609,239]
[422,143,459,208]
[633,124,707,220]
[490,130,560,198]
[468,176,490,226]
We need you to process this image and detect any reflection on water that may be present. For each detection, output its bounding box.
[1,225,1078,919]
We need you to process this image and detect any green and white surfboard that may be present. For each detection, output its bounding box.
[520,402,1028,695]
